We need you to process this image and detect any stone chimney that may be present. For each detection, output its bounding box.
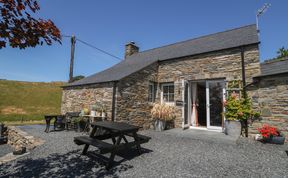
[125,41,139,59]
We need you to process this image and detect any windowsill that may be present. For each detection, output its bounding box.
[162,102,175,106]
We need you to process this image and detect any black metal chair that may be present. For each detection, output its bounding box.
[64,112,81,130]
[0,123,8,144]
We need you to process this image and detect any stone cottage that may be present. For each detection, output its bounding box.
[61,24,286,138]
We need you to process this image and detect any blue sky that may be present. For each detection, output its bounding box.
[0,0,287,82]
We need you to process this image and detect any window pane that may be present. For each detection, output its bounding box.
[153,85,157,101]
[169,85,174,93]
[148,83,156,102]
[169,93,174,102]
[163,86,169,93]
[163,94,168,102]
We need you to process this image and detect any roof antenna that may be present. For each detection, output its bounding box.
[256,3,271,35]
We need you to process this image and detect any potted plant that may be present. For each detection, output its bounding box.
[224,92,259,137]
[90,105,97,116]
[82,108,90,115]
[72,117,85,132]
[93,102,103,116]
[257,124,285,144]
[101,104,107,118]
[151,103,176,131]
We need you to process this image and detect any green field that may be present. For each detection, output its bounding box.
[0,80,65,122]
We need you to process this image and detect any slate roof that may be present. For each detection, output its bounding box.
[65,24,259,87]
[255,57,288,78]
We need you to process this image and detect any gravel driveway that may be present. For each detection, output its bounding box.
[0,125,287,177]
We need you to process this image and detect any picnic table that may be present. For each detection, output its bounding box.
[74,121,151,169]
[44,115,64,132]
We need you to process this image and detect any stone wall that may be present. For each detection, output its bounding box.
[248,74,288,141]
[61,82,114,120]
[8,126,44,151]
[157,45,260,127]
[116,63,159,129]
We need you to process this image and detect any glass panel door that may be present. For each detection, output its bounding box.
[206,80,225,130]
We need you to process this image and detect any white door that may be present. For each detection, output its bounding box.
[206,80,226,130]
[182,80,190,129]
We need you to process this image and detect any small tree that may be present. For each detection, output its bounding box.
[277,47,288,58]
[0,0,61,49]
[224,92,260,122]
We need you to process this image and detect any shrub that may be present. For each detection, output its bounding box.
[224,91,259,121]
[151,103,176,121]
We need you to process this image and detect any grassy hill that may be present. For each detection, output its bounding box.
[0,80,65,122]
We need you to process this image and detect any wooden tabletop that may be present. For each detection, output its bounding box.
[82,115,105,118]
[91,121,140,132]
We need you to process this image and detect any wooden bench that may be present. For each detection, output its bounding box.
[74,133,151,154]
[74,136,114,154]
[125,133,151,143]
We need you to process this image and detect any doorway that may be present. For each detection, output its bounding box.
[183,80,226,131]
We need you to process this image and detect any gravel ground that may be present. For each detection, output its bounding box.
[0,125,287,177]
[0,144,13,157]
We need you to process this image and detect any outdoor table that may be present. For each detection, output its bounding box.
[74,121,151,169]
[44,115,64,132]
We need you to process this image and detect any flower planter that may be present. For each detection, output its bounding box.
[154,119,166,132]
[224,120,241,138]
[263,135,285,145]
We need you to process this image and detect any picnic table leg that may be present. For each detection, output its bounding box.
[82,144,90,155]
[111,137,116,144]
[82,125,98,155]
[132,132,142,155]
[53,117,57,131]
[44,117,50,132]
[106,135,123,170]
[123,136,128,143]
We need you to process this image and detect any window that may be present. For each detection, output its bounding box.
[162,83,174,103]
[148,82,157,102]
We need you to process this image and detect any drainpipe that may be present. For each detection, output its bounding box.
[111,81,117,122]
[241,46,246,98]
[240,46,248,137]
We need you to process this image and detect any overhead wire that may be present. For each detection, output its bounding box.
[61,34,122,61]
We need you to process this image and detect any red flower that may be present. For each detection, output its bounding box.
[257,124,279,138]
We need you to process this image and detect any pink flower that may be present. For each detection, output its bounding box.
[238,112,243,116]
[231,91,237,99]
[223,100,227,106]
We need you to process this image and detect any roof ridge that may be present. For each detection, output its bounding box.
[262,57,288,64]
[128,24,256,58]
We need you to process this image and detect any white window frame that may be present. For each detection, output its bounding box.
[148,82,156,102]
[161,83,175,104]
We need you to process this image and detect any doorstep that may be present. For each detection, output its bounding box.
[162,128,238,145]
